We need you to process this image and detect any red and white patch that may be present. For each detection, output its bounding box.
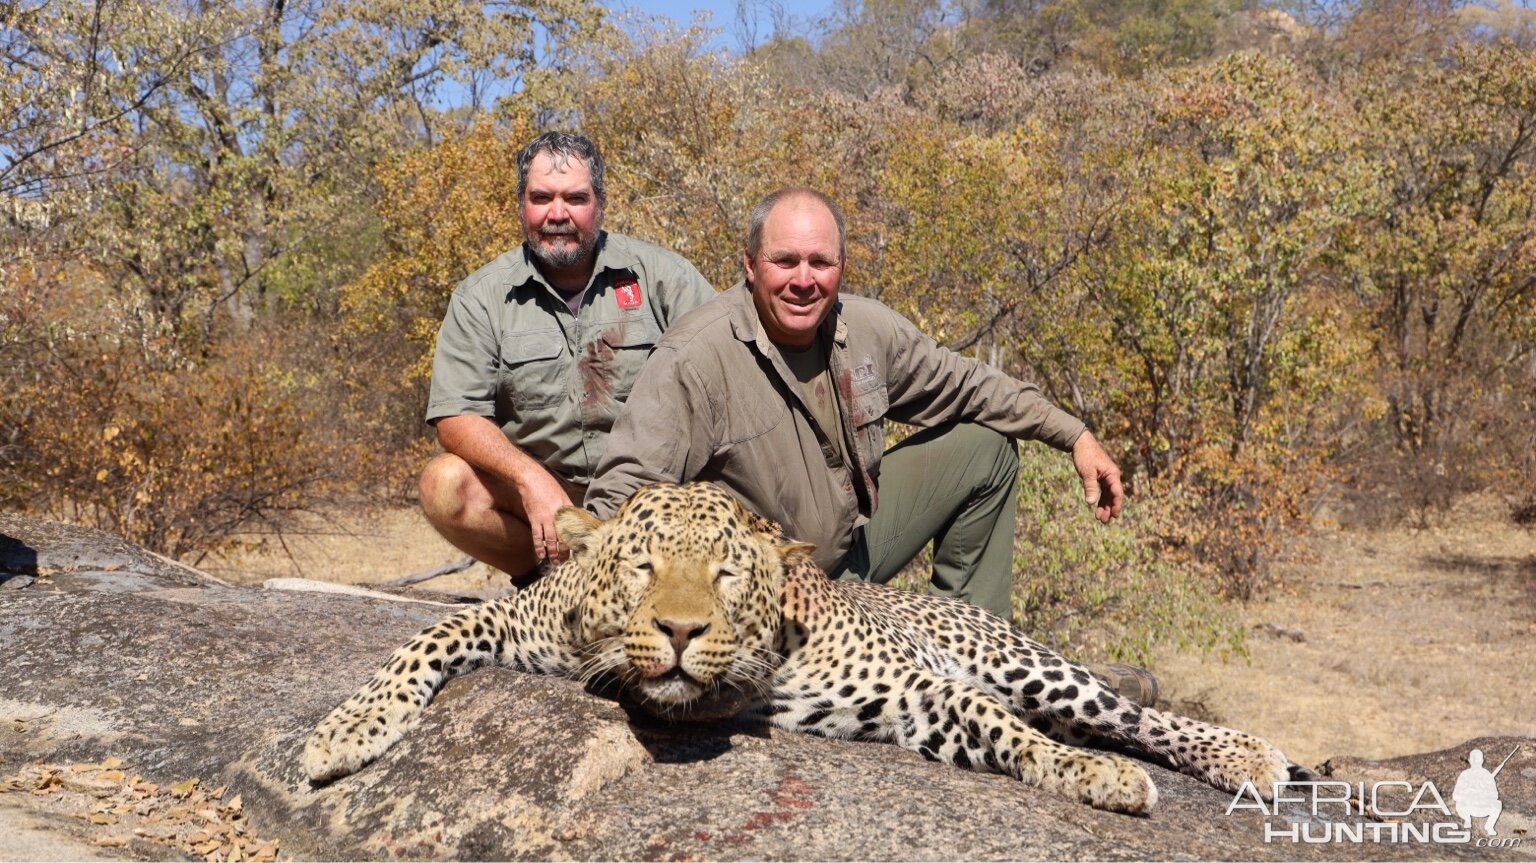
[614,279,643,310]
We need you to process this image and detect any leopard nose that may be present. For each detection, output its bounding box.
[654,618,710,659]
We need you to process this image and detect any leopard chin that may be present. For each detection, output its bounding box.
[632,668,707,706]
[631,673,757,721]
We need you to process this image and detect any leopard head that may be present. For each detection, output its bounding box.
[554,483,814,715]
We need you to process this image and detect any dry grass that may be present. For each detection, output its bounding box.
[1155,494,1536,767]
[198,507,514,598]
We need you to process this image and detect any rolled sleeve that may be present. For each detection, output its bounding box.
[426,286,499,423]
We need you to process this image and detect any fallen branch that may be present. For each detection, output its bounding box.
[144,548,235,588]
[379,555,476,588]
[261,578,457,607]
[1253,622,1307,642]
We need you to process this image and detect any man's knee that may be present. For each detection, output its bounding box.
[419,453,480,525]
[900,422,1017,476]
[947,423,1018,487]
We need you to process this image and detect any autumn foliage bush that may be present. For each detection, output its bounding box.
[0,273,403,562]
[323,33,1533,652]
[6,1,1533,656]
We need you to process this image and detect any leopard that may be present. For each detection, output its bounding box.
[303,482,1301,814]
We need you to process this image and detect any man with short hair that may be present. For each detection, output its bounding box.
[585,187,1155,703]
[421,131,715,580]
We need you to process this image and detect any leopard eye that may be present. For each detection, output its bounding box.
[632,558,653,577]
[715,565,743,583]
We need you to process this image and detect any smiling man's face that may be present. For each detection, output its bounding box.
[742,195,844,348]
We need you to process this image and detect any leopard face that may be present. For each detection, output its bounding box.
[554,483,813,712]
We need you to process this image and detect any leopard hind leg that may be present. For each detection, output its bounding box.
[1119,703,1294,796]
[870,672,1156,814]
[988,652,1294,798]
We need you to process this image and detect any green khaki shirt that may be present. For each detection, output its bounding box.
[426,232,716,486]
[586,282,1088,571]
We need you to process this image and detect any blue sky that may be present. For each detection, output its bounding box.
[602,0,835,51]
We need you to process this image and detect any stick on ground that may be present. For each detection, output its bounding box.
[380,555,476,587]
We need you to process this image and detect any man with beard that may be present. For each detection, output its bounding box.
[420,132,715,581]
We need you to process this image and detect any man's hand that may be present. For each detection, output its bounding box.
[516,470,575,564]
[1071,430,1124,524]
[431,414,577,569]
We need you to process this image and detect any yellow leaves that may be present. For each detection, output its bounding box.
[9,7,1530,599]
[340,117,534,377]
[9,292,372,559]
[53,757,132,797]
[0,761,280,863]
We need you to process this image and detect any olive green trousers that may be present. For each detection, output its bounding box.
[831,422,1020,619]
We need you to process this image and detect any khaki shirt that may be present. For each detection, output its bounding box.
[586,282,1087,571]
[426,232,716,486]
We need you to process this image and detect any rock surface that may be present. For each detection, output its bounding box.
[2,512,1532,861]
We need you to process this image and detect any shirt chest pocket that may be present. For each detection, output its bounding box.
[500,330,568,410]
[591,316,663,402]
[847,376,889,472]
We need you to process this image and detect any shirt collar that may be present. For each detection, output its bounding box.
[726,280,847,348]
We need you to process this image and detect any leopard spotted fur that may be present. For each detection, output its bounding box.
[303,483,1296,813]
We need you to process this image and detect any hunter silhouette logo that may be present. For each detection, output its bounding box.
[1453,745,1520,837]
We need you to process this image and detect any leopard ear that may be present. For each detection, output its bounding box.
[555,506,605,564]
[776,541,816,564]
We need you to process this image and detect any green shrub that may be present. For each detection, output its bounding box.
[1009,445,1246,664]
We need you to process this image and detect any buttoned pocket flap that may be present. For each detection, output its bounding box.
[598,317,663,349]
[500,331,566,410]
[848,382,888,427]
[503,332,564,364]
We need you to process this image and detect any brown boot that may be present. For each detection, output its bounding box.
[1087,662,1160,708]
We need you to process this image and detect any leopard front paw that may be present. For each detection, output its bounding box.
[302,711,404,783]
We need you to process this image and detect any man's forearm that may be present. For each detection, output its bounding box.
[434,415,553,494]
[585,453,667,519]
[883,313,1085,450]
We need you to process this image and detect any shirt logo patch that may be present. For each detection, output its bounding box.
[614,279,643,310]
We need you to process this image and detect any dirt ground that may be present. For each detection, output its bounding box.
[201,508,516,598]
[202,496,1536,769]
[1154,495,1536,767]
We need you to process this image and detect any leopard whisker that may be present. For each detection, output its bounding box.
[572,637,626,686]
[728,646,782,680]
